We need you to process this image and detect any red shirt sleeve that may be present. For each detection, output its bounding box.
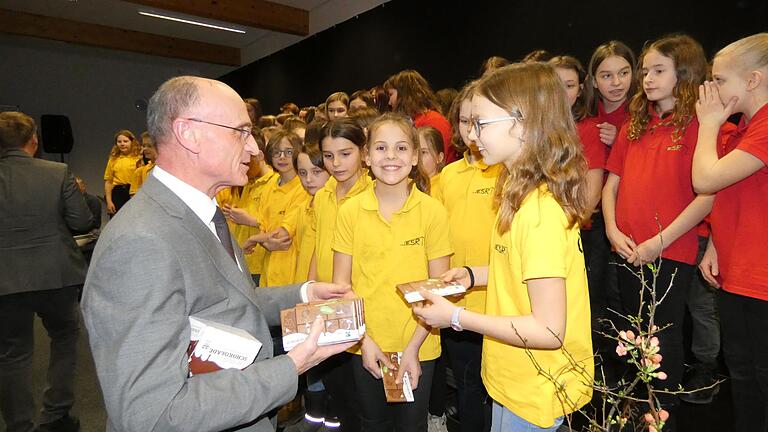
[606,123,631,177]
[737,116,768,165]
[577,119,608,170]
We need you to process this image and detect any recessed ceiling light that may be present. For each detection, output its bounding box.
[138,11,246,34]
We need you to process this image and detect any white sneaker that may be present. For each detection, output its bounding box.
[427,414,448,432]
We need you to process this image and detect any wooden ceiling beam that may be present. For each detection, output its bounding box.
[0,8,240,66]
[123,0,309,36]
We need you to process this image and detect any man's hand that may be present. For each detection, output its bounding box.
[287,317,357,375]
[306,282,353,301]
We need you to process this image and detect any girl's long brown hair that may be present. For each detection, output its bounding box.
[366,113,430,195]
[627,34,707,143]
[383,70,440,118]
[447,81,477,155]
[475,63,588,234]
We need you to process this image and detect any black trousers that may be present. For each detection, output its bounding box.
[111,184,131,214]
[350,354,435,432]
[718,290,768,432]
[443,328,490,432]
[616,255,694,432]
[0,286,80,432]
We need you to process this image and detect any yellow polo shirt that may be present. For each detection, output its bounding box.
[281,197,316,283]
[313,172,373,282]
[257,175,309,287]
[436,152,502,313]
[481,184,593,428]
[231,168,277,275]
[129,162,153,195]
[332,183,453,360]
[104,155,141,186]
[429,173,441,198]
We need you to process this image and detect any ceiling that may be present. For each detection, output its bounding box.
[0,0,388,66]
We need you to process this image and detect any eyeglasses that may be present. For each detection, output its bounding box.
[470,115,522,138]
[184,118,253,142]
[272,149,294,158]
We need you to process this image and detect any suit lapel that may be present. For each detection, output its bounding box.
[141,177,261,307]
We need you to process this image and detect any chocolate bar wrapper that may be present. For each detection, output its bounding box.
[281,298,365,351]
[380,352,415,403]
[187,316,263,377]
[397,278,466,303]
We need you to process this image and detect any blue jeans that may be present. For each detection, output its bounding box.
[490,401,563,432]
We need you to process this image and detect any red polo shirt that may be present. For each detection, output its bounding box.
[414,110,456,163]
[577,118,609,170]
[711,104,768,300]
[606,111,700,264]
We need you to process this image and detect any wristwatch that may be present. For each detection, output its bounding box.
[451,307,466,332]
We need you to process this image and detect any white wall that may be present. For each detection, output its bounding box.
[0,34,234,194]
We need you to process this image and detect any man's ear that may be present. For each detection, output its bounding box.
[173,118,201,154]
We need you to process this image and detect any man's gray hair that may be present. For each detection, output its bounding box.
[147,76,200,145]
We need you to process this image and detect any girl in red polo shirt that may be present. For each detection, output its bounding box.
[602,34,713,429]
[384,69,456,163]
[693,33,768,431]
[578,41,637,379]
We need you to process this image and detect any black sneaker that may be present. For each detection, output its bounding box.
[304,390,326,424]
[680,363,720,404]
[34,414,80,432]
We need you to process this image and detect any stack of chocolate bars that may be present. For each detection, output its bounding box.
[280,298,365,351]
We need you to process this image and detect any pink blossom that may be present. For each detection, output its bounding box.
[616,342,628,357]
[625,330,636,341]
[649,336,660,348]
[656,371,668,380]
[659,409,669,421]
[651,354,663,364]
[649,426,658,432]
[643,413,654,423]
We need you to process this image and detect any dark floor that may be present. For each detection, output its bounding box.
[2,313,733,432]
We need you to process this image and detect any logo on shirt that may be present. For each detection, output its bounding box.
[401,236,425,247]
[494,244,507,254]
[474,187,495,195]
[666,144,682,151]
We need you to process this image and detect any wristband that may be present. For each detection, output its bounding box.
[463,266,475,289]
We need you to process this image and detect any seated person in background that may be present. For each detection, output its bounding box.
[74,176,102,233]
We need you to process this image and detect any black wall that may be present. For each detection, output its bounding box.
[221,0,767,114]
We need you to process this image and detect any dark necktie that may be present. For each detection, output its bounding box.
[212,207,236,263]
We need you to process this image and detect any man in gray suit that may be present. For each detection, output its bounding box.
[81,76,355,432]
[0,111,94,432]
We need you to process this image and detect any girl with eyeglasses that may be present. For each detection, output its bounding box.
[413,62,593,431]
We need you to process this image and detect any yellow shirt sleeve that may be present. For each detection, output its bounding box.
[103,157,116,182]
[331,200,355,256]
[514,191,569,281]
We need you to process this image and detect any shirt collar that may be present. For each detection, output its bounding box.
[361,181,422,213]
[457,151,494,172]
[152,166,218,226]
[737,103,768,135]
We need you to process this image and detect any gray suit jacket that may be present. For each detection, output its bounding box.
[0,150,93,295]
[82,175,303,432]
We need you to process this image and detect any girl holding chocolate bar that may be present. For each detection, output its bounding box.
[413,62,594,432]
[332,113,452,432]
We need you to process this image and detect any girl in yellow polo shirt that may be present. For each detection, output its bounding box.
[254,130,308,287]
[414,63,593,431]
[129,132,157,196]
[416,126,445,195]
[310,118,373,282]
[433,81,503,432]
[103,129,141,215]
[333,113,452,432]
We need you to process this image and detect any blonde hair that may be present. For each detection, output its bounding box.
[716,33,768,73]
[475,63,588,233]
[109,129,140,158]
[366,113,430,195]
[627,34,707,143]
